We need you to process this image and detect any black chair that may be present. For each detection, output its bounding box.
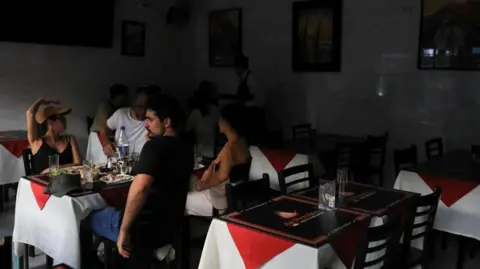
[394,145,418,177]
[292,123,313,140]
[86,116,94,134]
[0,236,12,269]
[361,132,389,186]
[226,173,270,212]
[353,216,402,269]
[471,145,480,160]
[278,164,316,194]
[425,138,443,160]
[401,188,441,269]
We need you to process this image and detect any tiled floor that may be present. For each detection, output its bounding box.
[1,189,479,269]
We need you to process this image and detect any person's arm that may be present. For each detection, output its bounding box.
[26,98,58,146]
[101,110,119,156]
[195,146,232,190]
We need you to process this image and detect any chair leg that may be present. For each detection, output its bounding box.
[442,232,449,251]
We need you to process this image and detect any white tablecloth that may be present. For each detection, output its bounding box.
[394,170,480,241]
[0,143,28,185]
[12,178,107,268]
[199,217,385,269]
[249,146,324,192]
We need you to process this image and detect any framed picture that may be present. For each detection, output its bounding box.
[209,8,242,67]
[418,0,480,70]
[292,0,343,72]
[121,21,145,57]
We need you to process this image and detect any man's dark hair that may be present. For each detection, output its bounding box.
[146,94,186,132]
[147,85,162,96]
[110,84,128,100]
[234,54,249,69]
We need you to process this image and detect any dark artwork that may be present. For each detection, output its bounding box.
[209,8,242,66]
[223,196,362,247]
[418,0,480,70]
[121,21,146,57]
[292,0,342,72]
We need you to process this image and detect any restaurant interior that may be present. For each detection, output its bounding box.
[1,0,480,268]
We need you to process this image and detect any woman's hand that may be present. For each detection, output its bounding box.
[194,180,204,191]
[36,98,60,106]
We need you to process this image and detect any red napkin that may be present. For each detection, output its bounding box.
[260,148,296,172]
[0,140,30,158]
[100,187,130,208]
[419,174,480,207]
[330,218,369,268]
[30,182,50,210]
[227,223,295,269]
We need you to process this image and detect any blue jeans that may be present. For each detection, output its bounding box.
[88,207,121,242]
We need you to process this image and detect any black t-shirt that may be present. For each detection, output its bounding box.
[128,135,193,249]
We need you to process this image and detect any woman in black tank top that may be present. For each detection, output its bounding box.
[26,98,82,174]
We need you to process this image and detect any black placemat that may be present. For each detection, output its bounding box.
[222,196,365,247]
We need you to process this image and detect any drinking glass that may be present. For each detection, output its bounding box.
[82,160,93,183]
[118,160,129,175]
[48,155,60,178]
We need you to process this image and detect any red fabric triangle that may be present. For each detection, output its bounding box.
[227,223,295,269]
[0,140,30,158]
[330,218,369,268]
[30,182,50,210]
[419,174,480,207]
[260,148,296,172]
[100,187,130,208]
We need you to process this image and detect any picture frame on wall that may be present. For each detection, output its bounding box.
[121,20,145,57]
[292,0,343,72]
[209,8,242,67]
[418,0,480,70]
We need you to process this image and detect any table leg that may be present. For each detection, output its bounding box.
[22,244,29,269]
[457,236,466,269]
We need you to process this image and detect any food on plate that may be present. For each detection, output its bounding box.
[275,211,299,219]
[100,174,134,183]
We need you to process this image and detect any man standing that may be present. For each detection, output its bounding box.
[100,87,150,156]
[90,84,129,132]
[83,94,192,268]
[233,54,263,107]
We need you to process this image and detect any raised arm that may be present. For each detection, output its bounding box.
[26,98,58,145]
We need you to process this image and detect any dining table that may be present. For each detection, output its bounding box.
[198,180,416,269]
[0,130,29,186]
[394,150,480,268]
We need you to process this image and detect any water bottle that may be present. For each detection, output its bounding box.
[116,126,130,160]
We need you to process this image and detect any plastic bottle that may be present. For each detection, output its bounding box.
[116,126,130,159]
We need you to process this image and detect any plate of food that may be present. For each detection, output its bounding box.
[100,174,134,184]
[59,166,84,174]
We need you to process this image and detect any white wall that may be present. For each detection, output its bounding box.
[190,0,480,182]
[0,0,193,155]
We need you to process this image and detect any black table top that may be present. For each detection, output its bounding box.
[292,181,417,216]
[220,195,368,248]
[407,150,480,182]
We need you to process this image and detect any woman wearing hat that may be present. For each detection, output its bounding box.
[26,98,82,174]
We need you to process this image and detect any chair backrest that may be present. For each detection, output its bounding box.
[353,216,402,269]
[277,163,316,194]
[471,145,480,160]
[292,123,312,140]
[0,236,12,269]
[86,116,94,134]
[365,132,389,168]
[22,148,33,176]
[394,145,418,176]
[229,157,252,184]
[226,173,270,212]
[402,188,441,263]
[425,138,443,160]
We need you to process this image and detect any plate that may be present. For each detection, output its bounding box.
[100,174,134,184]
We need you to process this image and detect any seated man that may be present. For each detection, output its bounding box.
[82,94,192,268]
[90,84,129,133]
[100,87,150,156]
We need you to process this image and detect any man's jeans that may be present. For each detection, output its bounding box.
[89,207,121,242]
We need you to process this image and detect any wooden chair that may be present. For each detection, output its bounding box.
[226,174,270,212]
[353,216,402,269]
[278,164,316,194]
[86,116,94,134]
[362,132,389,186]
[394,145,418,177]
[401,188,441,269]
[425,138,443,160]
[292,123,313,140]
[471,145,480,160]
